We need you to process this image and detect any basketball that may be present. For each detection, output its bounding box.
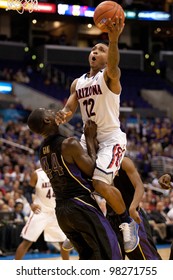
[93,1,125,32]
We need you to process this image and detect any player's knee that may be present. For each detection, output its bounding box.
[92,179,104,190]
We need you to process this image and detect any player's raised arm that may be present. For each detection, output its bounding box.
[104,17,124,94]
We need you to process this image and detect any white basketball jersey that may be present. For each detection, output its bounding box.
[34,168,55,212]
[76,69,125,144]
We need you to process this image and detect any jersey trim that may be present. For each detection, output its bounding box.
[138,243,147,260]
[73,197,98,210]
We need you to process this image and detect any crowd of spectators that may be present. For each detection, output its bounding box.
[0,67,31,85]
[0,118,41,217]
[123,115,173,180]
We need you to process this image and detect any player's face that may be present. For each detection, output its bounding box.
[89,43,108,69]
[45,109,56,120]
[39,108,56,121]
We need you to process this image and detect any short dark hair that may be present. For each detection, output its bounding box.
[27,109,44,134]
[14,201,23,208]
[95,41,108,47]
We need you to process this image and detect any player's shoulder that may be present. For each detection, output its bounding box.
[71,77,79,87]
[36,168,48,178]
[35,168,43,174]
[62,136,79,148]
[62,137,81,157]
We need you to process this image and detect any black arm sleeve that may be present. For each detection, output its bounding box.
[24,185,35,204]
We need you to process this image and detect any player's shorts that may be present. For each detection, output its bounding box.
[55,195,122,260]
[93,143,126,185]
[80,132,126,185]
[21,210,66,243]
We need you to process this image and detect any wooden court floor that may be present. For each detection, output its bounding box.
[0,245,171,260]
[158,247,170,260]
[47,246,171,260]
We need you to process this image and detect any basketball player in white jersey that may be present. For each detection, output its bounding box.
[15,168,70,260]
[55,18,139,253]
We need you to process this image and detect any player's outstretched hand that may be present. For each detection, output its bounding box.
[104,17,124,42]
[55,110,72,125]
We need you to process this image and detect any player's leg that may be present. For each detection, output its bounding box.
[106,209,126,259]
[56,211,95,259]
[92,145,139,253]
[44,213,70,260]
[50,241,70,260]
[62,238,74,251]
[65,232,94,260]
[92,179,139,253]
[126,209,162,260]
[107,208,162,260]
[15,211,46,260]
[56,197,122,260]
[70,197,122,260]
[15,239,33,260]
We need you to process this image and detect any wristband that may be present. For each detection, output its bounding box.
[25,185,35,204]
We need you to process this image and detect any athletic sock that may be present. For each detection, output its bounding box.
[119,210,132,224]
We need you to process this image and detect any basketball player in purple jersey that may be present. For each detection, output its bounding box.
[27,110,122,260]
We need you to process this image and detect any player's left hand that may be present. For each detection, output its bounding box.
[55,110,72,125]
[31,203,41,214]
[129,207,142,224]
[104,17,124,41]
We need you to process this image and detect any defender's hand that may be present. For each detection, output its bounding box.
[84,120,97,139]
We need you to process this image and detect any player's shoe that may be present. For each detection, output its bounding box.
[119,219,139,253]
[62,239,74,251]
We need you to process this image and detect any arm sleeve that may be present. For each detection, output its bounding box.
[24,185,35,204]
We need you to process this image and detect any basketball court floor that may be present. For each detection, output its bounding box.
[0,244,171,260]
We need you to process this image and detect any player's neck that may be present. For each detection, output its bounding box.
[88,66,105,78]
[88,69,99,78]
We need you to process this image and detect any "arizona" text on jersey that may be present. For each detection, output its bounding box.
[76,84,103,100]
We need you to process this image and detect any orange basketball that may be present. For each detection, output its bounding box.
[93,1,125,32]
